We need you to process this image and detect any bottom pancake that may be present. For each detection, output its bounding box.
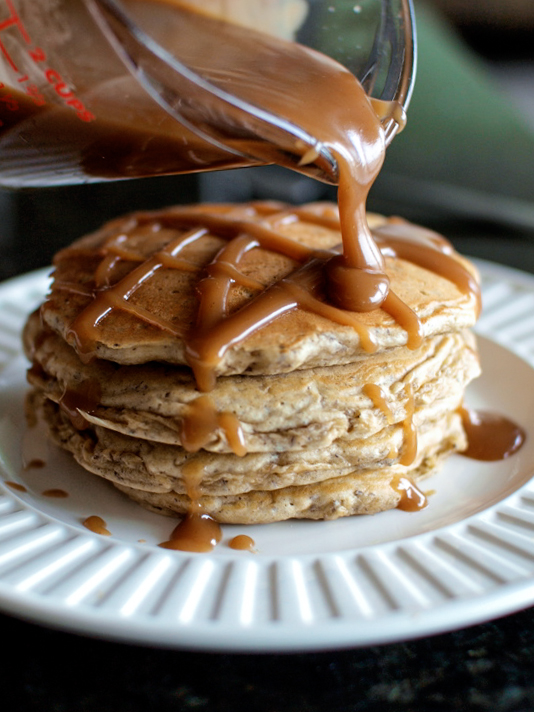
[113,447,451,523]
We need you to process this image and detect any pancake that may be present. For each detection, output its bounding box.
[39,202,480,387]
[24,201,482,526]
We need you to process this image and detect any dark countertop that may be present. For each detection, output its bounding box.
[2,176,534,712]
[4,606,534,712]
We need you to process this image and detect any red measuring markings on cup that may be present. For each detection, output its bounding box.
[0,0,30,72]
[0,0,95,122]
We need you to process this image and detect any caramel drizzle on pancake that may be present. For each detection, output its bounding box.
[166,397,243,551]
[362,383,394,424]
[59,379,102,430]
[46,203,480,393]
[399,383,417,466]
[375,221,481,317]
[364,381,417,468]
[180,394,247,456]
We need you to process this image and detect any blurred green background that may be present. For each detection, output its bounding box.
[372,0,534,229]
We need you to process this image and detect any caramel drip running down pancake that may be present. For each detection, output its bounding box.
[59,380,102,430]
[400,383,417,466]
[165,395,244,551]
[47,204,481,392]
[362,383,394,424]
[159,459,223,551]
[374,221,482,317]
[180,395,247,456]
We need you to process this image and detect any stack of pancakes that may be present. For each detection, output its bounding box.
[23,201,481,523]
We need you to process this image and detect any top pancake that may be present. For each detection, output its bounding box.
[40,201,480,378]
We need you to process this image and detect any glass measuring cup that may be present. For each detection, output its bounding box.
[0,0,415,188]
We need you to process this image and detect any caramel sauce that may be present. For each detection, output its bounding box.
[181,395,246,456]
[83,515,112,536]
[399,383,417,466]
[158,439,224,552]
[59,380,102,430]
[229,535,256,552]
[159,502,222,552]
[459,407,526,462]
[362,383,393,424]
[391,476,428,512]
[25,458,45,469]
[371,98,407,133]
[2,0,392,317]
[42,489,69,498]
[374,221,482,317]
[5,481,27,493]
[180,458,205,489]
[127,0,391,311]
[381,290,423,351]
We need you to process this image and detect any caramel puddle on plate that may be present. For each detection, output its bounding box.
[158,505,223,553]
[24,458,45,470]
[5,481,27,493]
[42,489,69,498]
[83,515,112,536]
[391,476,428,512]
[228,534,257,552]
[459,407,526,461]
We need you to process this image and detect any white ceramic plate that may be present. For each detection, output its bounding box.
[1,260,534,652]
